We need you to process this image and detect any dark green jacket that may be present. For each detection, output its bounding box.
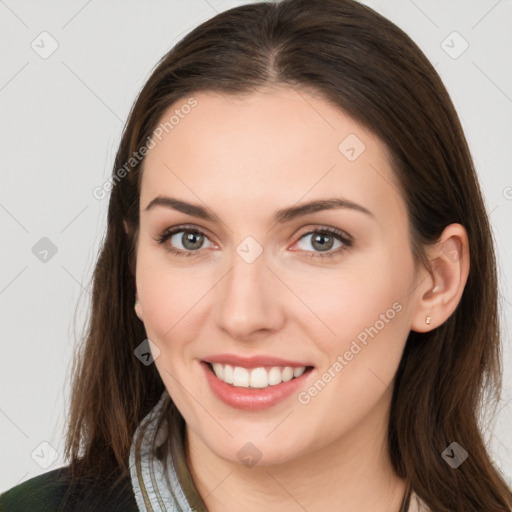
[0,465,138,511]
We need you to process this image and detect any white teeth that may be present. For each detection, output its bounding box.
[282,366,294,382]
[209,363,308,388]
[223,364,233,384]
[293,367,305,378]
[249,367,268,388]
[268,367,282,386]
[232,366,249,387]
[212,363,224,380]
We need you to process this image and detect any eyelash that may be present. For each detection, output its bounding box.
[154,224,353,260]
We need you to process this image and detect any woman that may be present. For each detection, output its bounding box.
[1,0,511,510]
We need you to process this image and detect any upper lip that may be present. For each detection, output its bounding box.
[203,354,313,369]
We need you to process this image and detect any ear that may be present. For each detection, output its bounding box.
[134,291,144,321]
[410,223,470,333]
[124,219,142,318]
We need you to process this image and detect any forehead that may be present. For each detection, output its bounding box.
[140,87,406,226]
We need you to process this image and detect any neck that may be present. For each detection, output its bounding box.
[184,389,408,512]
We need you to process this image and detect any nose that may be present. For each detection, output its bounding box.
[215,249,285,341]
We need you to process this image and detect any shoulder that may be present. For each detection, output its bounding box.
[0,464,138,512]
[0,467,70,512]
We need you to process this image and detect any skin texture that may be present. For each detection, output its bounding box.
[132,86,469,512]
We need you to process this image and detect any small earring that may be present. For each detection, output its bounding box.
[432,285,439,293]
[134,295,140,312]
[425,316,431,325]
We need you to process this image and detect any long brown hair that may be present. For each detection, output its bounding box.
[64,0,512,510]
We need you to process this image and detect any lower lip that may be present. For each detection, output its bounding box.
[200,361,313,411]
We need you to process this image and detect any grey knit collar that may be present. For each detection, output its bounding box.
[129,389,194,512]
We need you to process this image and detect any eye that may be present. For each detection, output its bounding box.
[154,225,213,257]
[154,224,353,260]
[294,226,353,259]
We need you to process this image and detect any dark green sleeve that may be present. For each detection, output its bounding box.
[0,465,138,512]
[0,467,70,512]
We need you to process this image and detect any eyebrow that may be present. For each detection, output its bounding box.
[144,196,374,223]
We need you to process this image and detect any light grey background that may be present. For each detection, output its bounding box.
[1,0,511,493]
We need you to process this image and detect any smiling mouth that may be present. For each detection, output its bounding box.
[204,361,315,389]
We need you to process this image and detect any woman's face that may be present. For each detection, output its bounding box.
[135,86,424,466]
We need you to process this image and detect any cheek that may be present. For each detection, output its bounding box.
[135,244,206,335]
[294,251,413,422]
[289,251,412,349]
[291,251,413,410]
